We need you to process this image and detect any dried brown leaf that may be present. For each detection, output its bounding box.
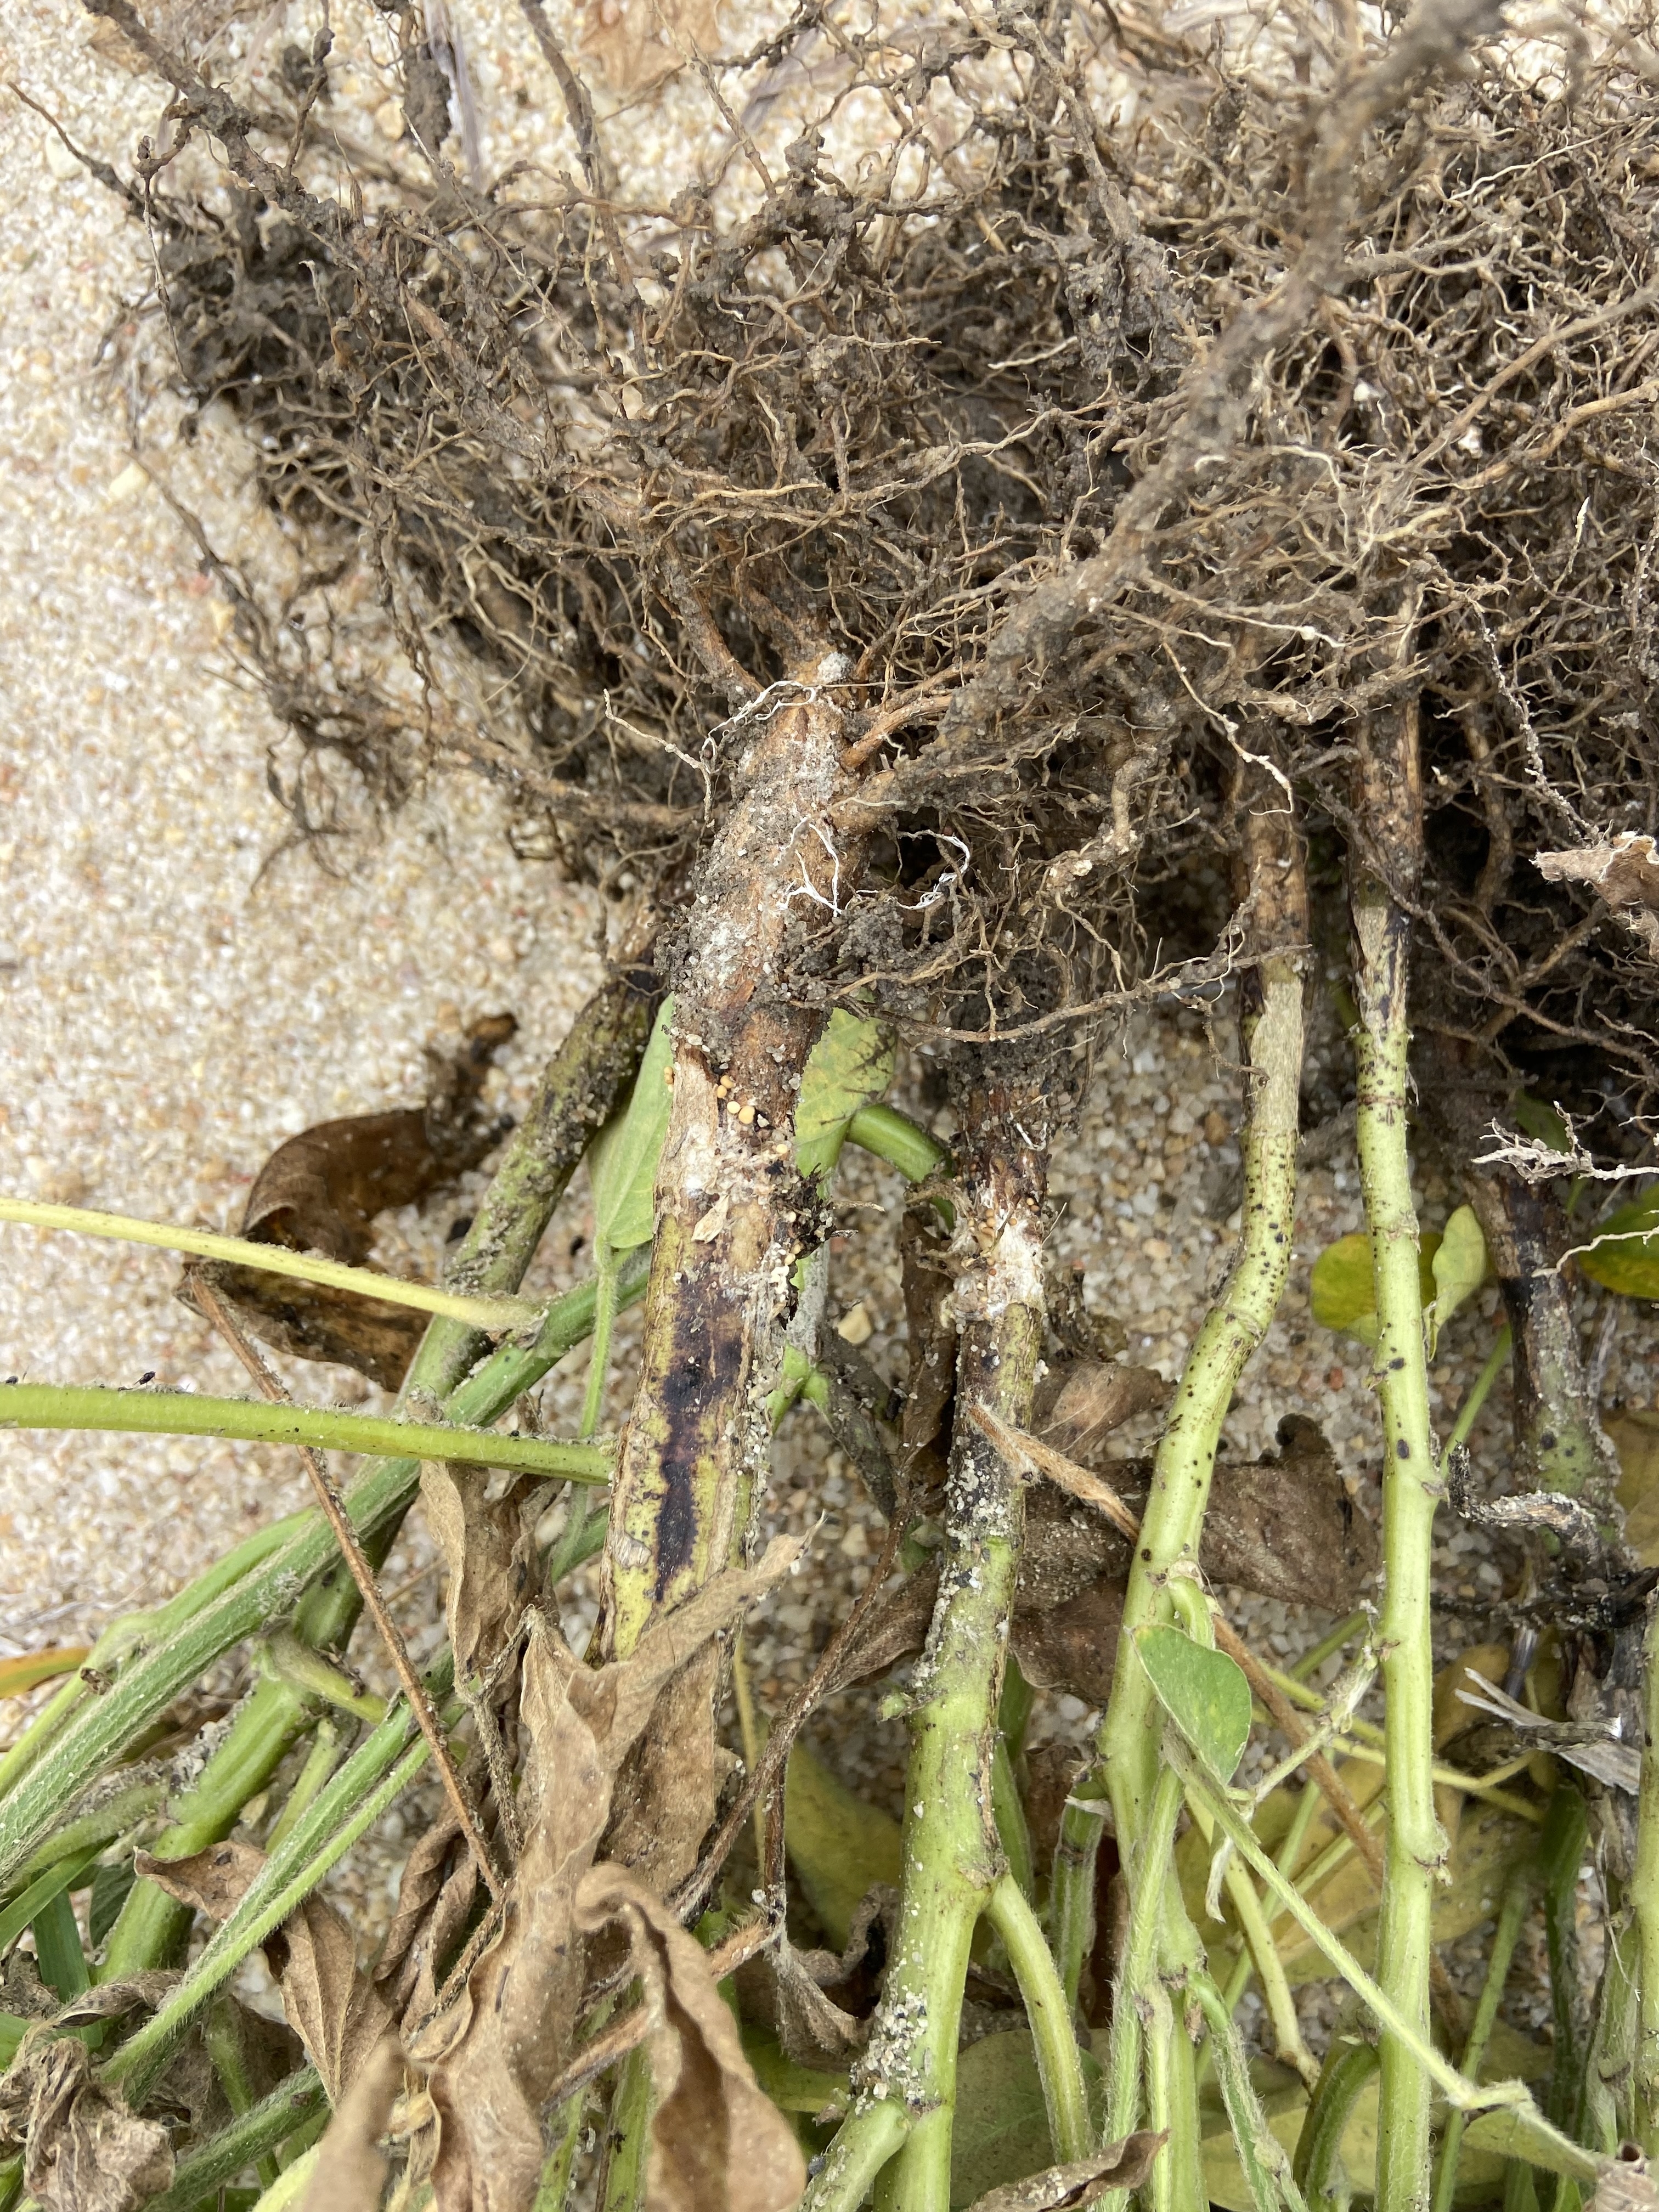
[138,1839,390,2103]
[1592,2154,1659,2210]
[574,0,719,93]
[298,2032,404,2212]
[377,1816,481,2029]
[189,1013,516,1388]
[1032,1359,1170,1458]
[134,1839,263,1922]
[420,1457,538,1687]
[424,1539,799,2210]
[575,1865,805,2212]
[269,1894,395,2107]
[961,2131,1166,2212]
[0,2036,172,2212]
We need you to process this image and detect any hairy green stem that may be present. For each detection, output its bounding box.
[1049,1785,1109,2014]
[986,1873,1092,2163]
[1294,2038,1380,2203]
[1102,1760,1184,2179]
[0,1515,304,1808]
[1190,1968,1308,2212]
[1432,1865,1530,2212]
[0,1383,610,1480]
[0,1260,635,1905]
[1350,706,1441,2212]
[143,2069,325,2212]
[105,1659,455,2102]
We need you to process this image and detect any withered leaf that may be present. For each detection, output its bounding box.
[577,1865,805,2212]
[575,0,720,93]
[425,1540,799,2211]
[842,1415,1373,1707]
[267,1894,395,2107]
[136,1841,391,2103]
[135,1838,264,1923]
[298,2032,404,2212]
[420,1458,539,1689]
[0,2036,172,2212]
[961,2131,1166,2212]
[771,1936,868,2066]
[187,1012,516,1389]
[1032,1360,1170,1459]
[377,1815,480,2030]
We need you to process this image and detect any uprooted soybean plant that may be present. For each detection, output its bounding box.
[7,0,1659,2202]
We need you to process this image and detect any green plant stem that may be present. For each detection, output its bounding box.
[805,1139,1047,2212]
[0,1257,637,1906]
[7,1785,161,1888]
[0,1383,610,1481]
[0,1515,304,1808]
[990,1738,1036,1905]
[985,1874,1092,2163]
[1350,727,1443,2212]
[1173,1738,1598,2192]
[1432,1865,1531,2212]
[0,1195,546,1330]
[261,1720,343,1858]
[0,1848,100,1954]
[1102,1760,1183,2179]
[1098,804,1305,1854]
[105,1660,455,2103]
[1190,1968,1309,2212]
[1446,1326,1514,1452]
[1294,2038,1380,2202]
[845,1103,949,1185]
[1632,1589,1659,2156]
[1049,1786,1109,2013]
[1290,1611,1370,1685]
[142,2069,325,2212]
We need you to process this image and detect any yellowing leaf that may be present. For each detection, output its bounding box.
[1310,1231,1441,1347]
[1606,1410,1659,1564]
[1428,1204,1488,1356]
[783,1743,902,1951]
[1576,1187,1659,1301]
[589,997,676,1261]
[795,1012,896,1184]
[1134,1626,1252,1784]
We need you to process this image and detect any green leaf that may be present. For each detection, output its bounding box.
[89,1853,137,1948]
[31,1884,88,2000]
[1576,1186,1659,1300]
[0,2013,26,2070]
[1429,1205,1488,1357]
[783,1742,902,1951]
[1513,1093,1573,1153]
[588,997,676,1261]
[1310,1230,1442,1347]
[795,1011,896,1183]
[1135,1626,1253,1784]
[949,2031,1103,2206]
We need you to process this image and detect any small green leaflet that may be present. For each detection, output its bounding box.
[1512,1092,1573,1153]
[1135,1625,1253,1784]
[1308,1210,1487,1353]
[1577,1186,1659,1301]
[1309,1231,1440,1347]
[588,997,675,1262]
[1427,1205,1487,1356]
[795,1011,896,1183]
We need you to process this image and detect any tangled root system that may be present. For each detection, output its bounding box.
[82,0,1659,1122]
